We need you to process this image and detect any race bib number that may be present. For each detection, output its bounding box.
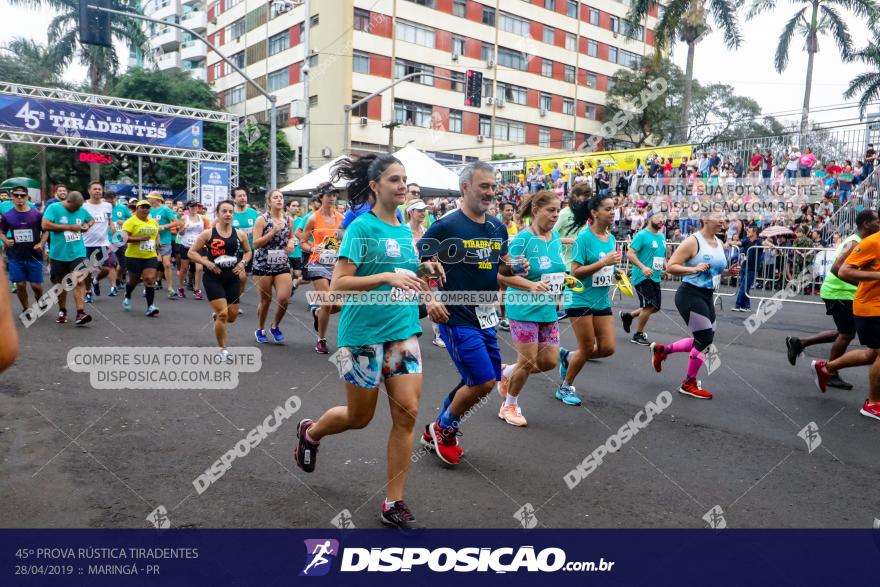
[476,304,499,330]
[652,257,665,271]
[390,268,418,302]
[63,231,81,243]
[592,266,614,288]
[139,240,156,253]
[541,272,565,296]
[319,249,338,264]
[267,249,286,264]
[13,229,33,243]
[712,274,721,289]
[292,237,300,248]
[182,236,197,248]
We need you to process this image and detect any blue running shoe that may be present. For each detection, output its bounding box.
[84,292,93,304]
[255,329,269,344]
[555,383,582,406]
[108,286,118,297]
[270,326,284,343]
[122,297,132,311]
[559,347,570,380]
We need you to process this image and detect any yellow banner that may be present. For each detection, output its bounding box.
[526,144,694,177]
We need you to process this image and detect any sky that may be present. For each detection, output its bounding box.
[0,0,875,129]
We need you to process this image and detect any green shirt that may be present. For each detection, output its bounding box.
[233,207,260,247]
[43,202,93,262]
[112,204,132,224]
[149,205,178,245]
[565,227,616,311]
[629,228,666,285]
[337,212,421,348]
[820,234,860,300]
[290,215,306,258]
[505,229,567,323]
[553,207,587,265]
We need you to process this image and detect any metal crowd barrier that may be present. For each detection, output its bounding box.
[743,245,834,312]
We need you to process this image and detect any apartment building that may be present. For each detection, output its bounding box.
[138,0,209,81]
[206,0,660,180]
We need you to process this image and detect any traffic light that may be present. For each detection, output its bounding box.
[465,69,483,107]
[79,0,112,48]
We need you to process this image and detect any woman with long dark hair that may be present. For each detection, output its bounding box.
[294,153,441,529]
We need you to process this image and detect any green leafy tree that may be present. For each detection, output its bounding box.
[491,153,516,160]
[627,0,742,142]
[746,0,879,135]
[844,35,880,117]
[239,122,294,194]
[687,83,784,143]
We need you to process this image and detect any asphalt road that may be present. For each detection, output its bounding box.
[2,280,878,530]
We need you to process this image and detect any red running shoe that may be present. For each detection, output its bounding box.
[650,342,666,373]
[421,424,463,457]
[679,378,713,399]
[428,421,460,465]
[811,360,830,393]
[55,311,67,324]
[860,400,880,421]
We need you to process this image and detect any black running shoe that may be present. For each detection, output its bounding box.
[294,419,319,473]
[785,336,802,366]
[381,501,418,529]
[826,373,854,390]
[311,306,319,332]
[631,332,649,346]
[620,311,633,334]
[75,311,92,326]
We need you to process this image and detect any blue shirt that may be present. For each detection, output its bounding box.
[341,202,403,230]
[418,209,509,329]
[683,232,728,290]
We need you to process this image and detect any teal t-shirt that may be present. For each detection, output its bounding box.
[337,212,422,347]
[290,215,305,258]
[505,229,567,323]
[565,227,616,311]
[0,200,35,214]
[112,204,132,224]
[629,228,666,286]
[149,205,178,245]
[233,207,260,247]
[43,202,93,261]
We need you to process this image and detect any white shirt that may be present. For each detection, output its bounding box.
[82,201,112,247]
[786,152,799,171]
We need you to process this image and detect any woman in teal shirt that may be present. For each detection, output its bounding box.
[497,191,566,427]
[558,194,621,405]
[293,153,442,530]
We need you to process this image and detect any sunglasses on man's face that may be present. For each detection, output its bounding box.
[12,193,27,198]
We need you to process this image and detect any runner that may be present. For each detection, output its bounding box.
[300,182,344,354]
[146,192,180,299]
[497,191,565,426]
[786,210,880,390]
[620,210,666,345]
[232,186,259,302]
[812,230,880,420]
[417,161,512,465]
[649,211,739,399]
[41,191,94,325]
[557,194,619,405]
[498,201,519,332]
[82,182,117,301]
[406,198,444,348]
[177,200,209,300]
[120,200,162,317]
[107,190,130,289]
[294,153,437,529]
[188,200,251,356]
[252,190,296,344]
[0,185,46,311]
[42,184,68,211]
[287,199,304,289]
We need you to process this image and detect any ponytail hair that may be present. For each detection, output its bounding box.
[567,182,594,232]
[330,153,402,208]
[516,190,558,224]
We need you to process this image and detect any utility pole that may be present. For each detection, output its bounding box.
[301,0,311,174]
[383,121,402,153]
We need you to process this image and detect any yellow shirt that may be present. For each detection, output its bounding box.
[122,216,160,259]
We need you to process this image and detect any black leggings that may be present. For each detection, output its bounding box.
[674,283,716,352]
[203,271,241,304]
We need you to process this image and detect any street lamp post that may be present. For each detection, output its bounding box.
[87,3,279,189]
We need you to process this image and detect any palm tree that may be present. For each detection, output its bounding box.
[627,0,742,143]
[844,37,880,117]
[746,0,879,136]
[9,0,145,94]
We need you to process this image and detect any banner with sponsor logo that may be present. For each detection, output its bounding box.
[527,144,694,177]
[199,162,229,219]
[0,95,203,149]
[1,529,877,584]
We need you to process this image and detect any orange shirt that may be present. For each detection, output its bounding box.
[308,209,343,264]
[846,231,880,317]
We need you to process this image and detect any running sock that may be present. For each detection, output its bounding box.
[502,364,515,378]
[504,394,518,407]
[438,405,460,429]
[441,381,465,415]
[686,347,704,380]
[383,499,397,510]
[145,286,155,306]
[665,337,695,354]
[125,283,135,298]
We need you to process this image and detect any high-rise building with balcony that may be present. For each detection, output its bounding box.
[141,0,209,82]
[206,0,660,181]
